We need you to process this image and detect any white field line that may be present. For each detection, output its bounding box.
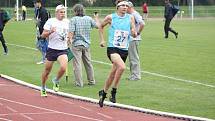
[7,43,38,51]
[93,60,215,88]
[0,97,103,121]
[7,43,215,89]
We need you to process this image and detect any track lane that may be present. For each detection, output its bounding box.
[0,77,182,121]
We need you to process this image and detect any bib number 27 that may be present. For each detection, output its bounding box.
[113,30,129,48]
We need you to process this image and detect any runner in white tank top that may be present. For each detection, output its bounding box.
[40,5,69,97]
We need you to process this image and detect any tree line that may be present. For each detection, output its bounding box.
[0,0,215,7]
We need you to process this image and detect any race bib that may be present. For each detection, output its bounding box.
[113,30,129,48]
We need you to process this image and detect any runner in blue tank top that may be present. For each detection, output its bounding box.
[108,13,131,50]
[98,1,137,107]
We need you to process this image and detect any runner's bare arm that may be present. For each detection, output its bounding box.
[101,14,112,28]
[68,32,74,45]
[41,27,56,38]
[94,13,105,47]
[99,14,112,47]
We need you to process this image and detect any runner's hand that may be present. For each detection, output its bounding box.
[100,40,105,47]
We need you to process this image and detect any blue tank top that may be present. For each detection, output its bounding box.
[108,13,131,50]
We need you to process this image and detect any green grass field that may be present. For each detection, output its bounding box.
[0,18,215,119]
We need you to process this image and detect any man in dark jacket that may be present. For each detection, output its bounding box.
[0,9,8,55]
[164,0,178,39]
[35,0,50,64]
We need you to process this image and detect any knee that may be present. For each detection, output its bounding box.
[60,66,67,73]
[118,65,126,72]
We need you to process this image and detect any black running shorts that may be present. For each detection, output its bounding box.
[46,48,67,61]
[107,47,128,62]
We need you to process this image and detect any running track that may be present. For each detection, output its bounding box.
[0,77,197,121]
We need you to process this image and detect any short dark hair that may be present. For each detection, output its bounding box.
[35,0,41,3]
[116,0,124,5]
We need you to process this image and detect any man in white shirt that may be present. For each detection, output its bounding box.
[40,5,69,97]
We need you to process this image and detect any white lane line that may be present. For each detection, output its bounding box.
[0,84,20,87]
[0,113,34,120]
[20,114,33,120]
[22,112,57,115]
[6,106,17,112]
[0,112,55,116]
[0,97,103,121]
[62,99,74,105]
[0,118,12,121]
[97,112,113,119]
[79,106,92,112]
[7,43,215,89]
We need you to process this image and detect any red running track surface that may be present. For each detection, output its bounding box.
[0,77,182,121]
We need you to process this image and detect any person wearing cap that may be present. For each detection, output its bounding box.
[68,4,102,87]
[98,0,137,107]
[35,0,50,64]
[127,1,145,81]
[40,4,69,97]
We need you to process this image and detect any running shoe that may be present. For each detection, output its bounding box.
[53,83,59,92]
[52,78,60,92]
[36,61,44,65]
[109,89,117,103]
[98,90,107,107]
[41,90,47,97]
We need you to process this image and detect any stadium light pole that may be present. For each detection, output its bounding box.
[64,0,69,82]
[16,0,19,21]
[191,0,194,19]
[65,0,67,18]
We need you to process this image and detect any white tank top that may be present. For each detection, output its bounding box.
[44,18,69,50]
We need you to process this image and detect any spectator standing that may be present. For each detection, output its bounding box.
[68,4,101,87]
[35,0,50,64]
[22,5,27,21]
[142,2,148,20]
[127,1,145,81]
